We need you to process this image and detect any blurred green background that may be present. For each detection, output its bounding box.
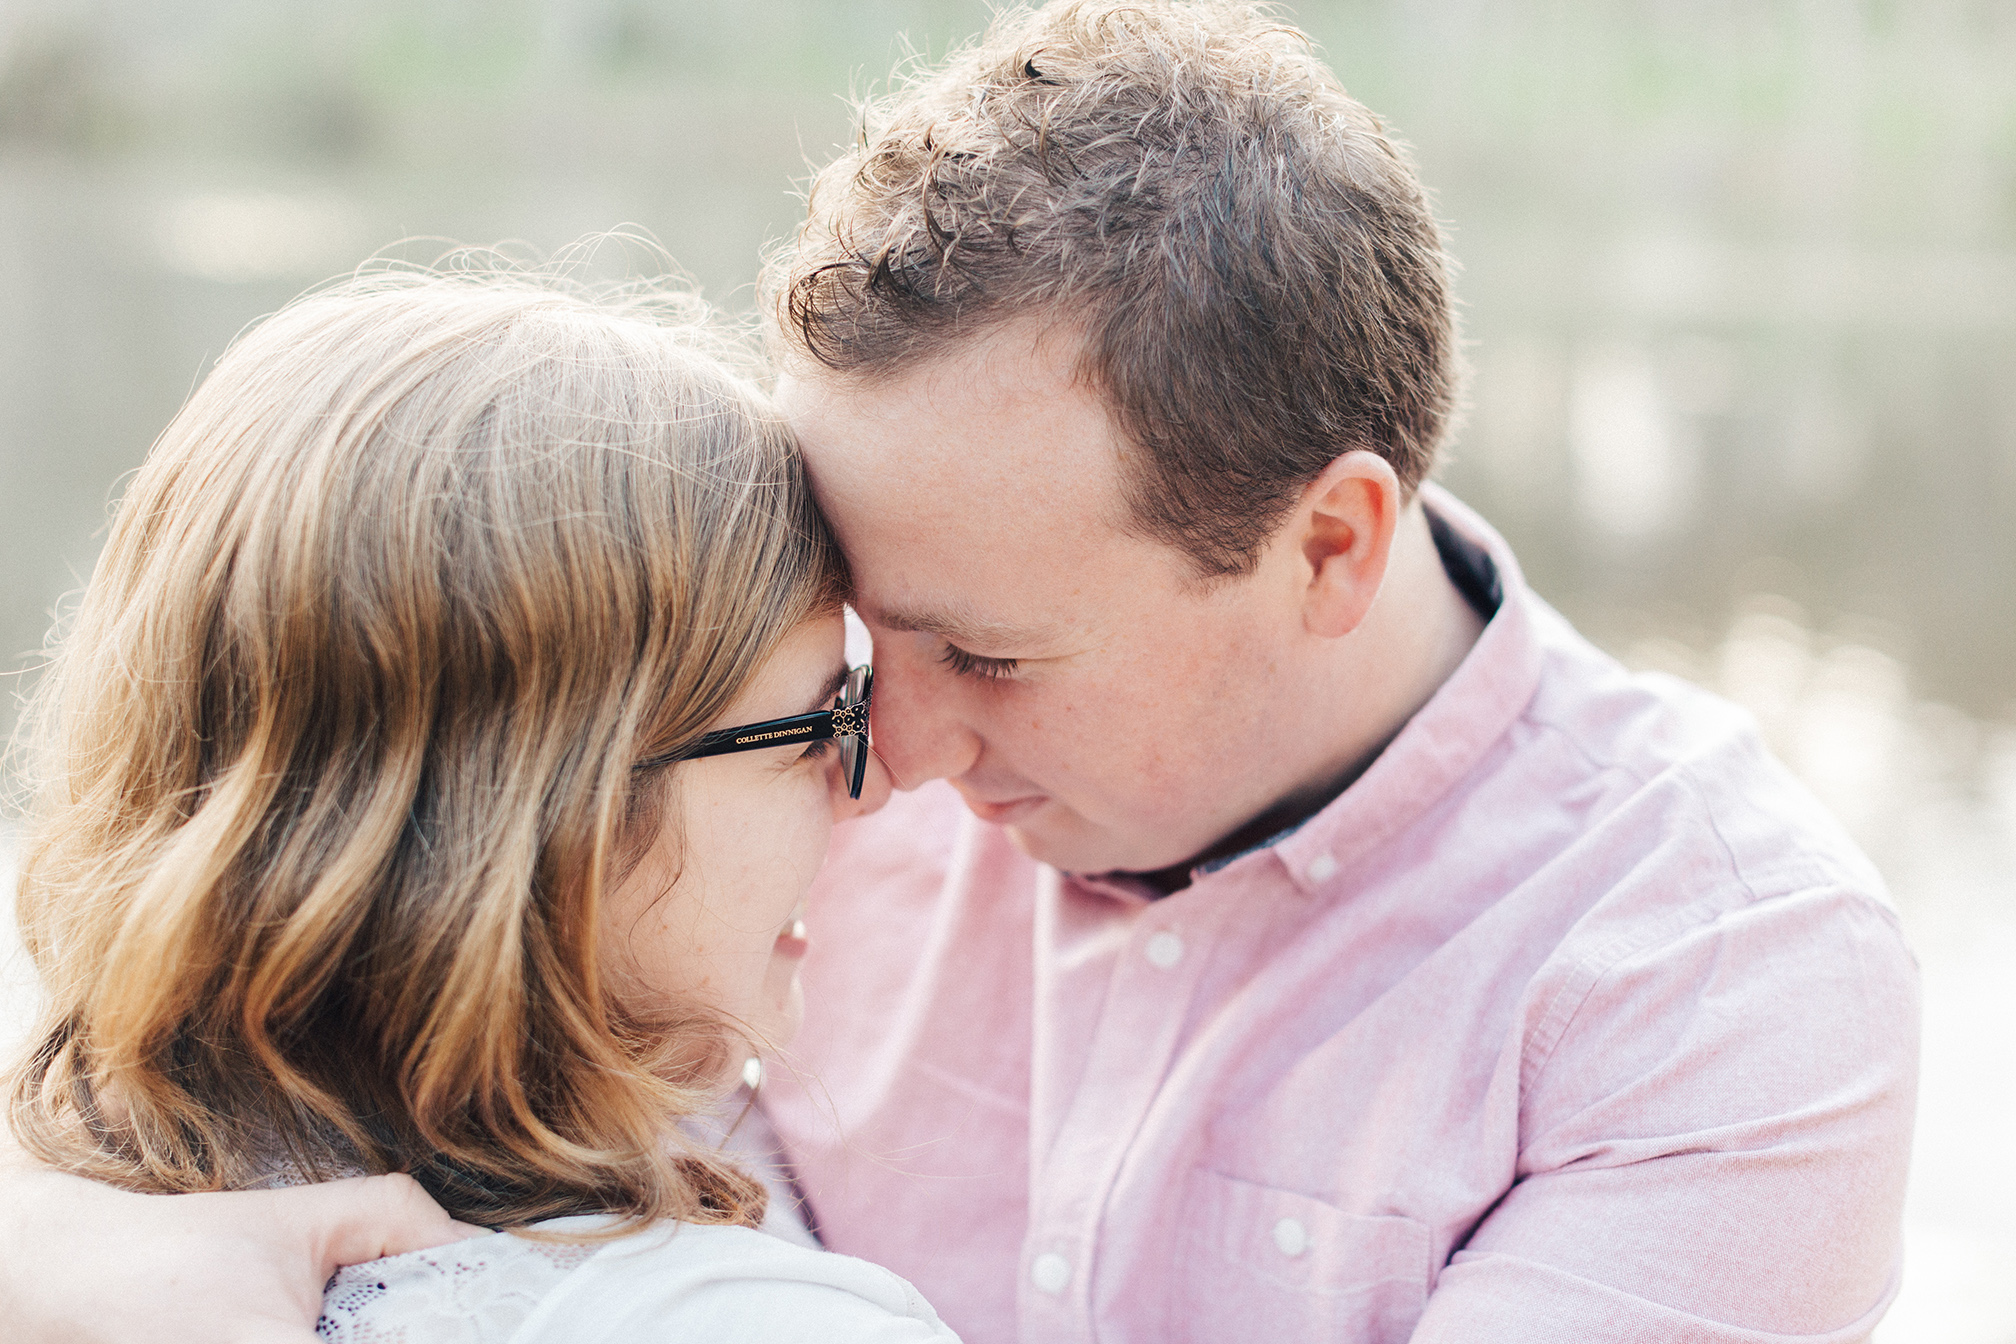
[1,2,2012,1338]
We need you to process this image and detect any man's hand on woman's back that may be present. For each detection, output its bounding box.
[1,1167,477,1343]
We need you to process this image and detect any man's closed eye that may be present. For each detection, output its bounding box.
[939,645,1019,680]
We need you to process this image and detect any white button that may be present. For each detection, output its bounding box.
[1305,853,1338,882]
[1273,1217,1309,1257]
[1031,1252,1072,1294]
[1144,930,1184,969]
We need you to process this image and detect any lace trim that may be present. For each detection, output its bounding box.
[316,1233,597,1343]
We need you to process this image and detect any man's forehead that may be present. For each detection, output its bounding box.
[777,329,1183,637]
[777,329,1124,500]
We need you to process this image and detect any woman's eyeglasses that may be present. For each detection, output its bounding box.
[635,665,875,799]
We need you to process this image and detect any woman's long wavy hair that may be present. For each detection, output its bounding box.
[5,260,843,1229]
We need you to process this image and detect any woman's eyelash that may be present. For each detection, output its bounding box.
[799,737,834,760]
[939,645,1019,680]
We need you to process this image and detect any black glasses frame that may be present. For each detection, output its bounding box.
[636,665,874,799]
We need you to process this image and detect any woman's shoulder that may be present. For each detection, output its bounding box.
[513,1219,961,1343]
[318,1218,960,1344]
[318,1228,595,1342]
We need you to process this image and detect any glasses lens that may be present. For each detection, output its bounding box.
[841,736,862,799]
[840,666,872,799]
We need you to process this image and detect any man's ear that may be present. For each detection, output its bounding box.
[1299,450,1401,639]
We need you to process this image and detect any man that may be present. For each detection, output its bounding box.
[745,7,1915,1341]
[2,3,1915,1341]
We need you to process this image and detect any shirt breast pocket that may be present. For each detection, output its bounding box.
[1175,1169,1431,1343]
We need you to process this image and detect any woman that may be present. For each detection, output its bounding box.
[5,262,952,1341]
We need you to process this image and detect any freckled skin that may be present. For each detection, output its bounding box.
[778,324,1484,877]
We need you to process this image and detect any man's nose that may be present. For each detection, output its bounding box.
[860,633,982,791]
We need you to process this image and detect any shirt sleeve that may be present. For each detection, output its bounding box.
[1412,887,1918,1343]
[508,1222,962,1344]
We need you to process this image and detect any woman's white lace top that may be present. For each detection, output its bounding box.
[316,1215,959,1343]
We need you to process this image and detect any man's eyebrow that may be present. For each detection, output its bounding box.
[871,606,1052,648]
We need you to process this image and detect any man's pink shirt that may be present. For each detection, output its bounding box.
[764,490,1918,1343]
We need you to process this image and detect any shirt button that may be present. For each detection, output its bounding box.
[1273,1217,1309,1258]
[1031,1252,1072,1295]
[1305,853,1338,883]
[1144,930,1184,969]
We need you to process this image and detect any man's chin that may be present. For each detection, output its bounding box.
[995,811,1183,878]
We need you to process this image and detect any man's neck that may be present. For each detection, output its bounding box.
[1133,503,1489,895]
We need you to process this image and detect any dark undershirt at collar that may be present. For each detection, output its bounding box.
[1427,506,1503,624]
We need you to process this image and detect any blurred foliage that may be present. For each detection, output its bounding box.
[0,0,2011,719]
[4,2,2012,197]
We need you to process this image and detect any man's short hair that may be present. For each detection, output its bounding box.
[768,0,1462,578]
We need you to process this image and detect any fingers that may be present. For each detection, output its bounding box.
[0,1172,334,1344]
[303,1174,487,1270]
[0,1167,486,1343]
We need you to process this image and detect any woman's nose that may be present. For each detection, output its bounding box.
[836,747,894,819]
